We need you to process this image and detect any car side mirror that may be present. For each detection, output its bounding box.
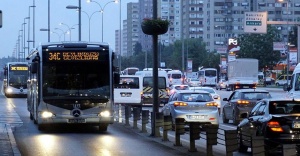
[223,98,228,101]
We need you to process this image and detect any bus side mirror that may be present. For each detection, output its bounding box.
[31,63,37,74]
[114,72,120,84]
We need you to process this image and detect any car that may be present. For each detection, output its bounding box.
[216,79,227,90]
[161,90,219,130]
[237,98,300,154]
[168,84,190,95]
[275,75,291,86]
[222,89,271,125]
[187,78,201,87]
[190,86,221,114]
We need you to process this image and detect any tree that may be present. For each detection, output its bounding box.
[238,25,281,70]
[289,26,298,47]
[133,42,143,55]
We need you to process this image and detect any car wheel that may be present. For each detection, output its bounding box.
[222,110,229,123]
[238,130,248,153]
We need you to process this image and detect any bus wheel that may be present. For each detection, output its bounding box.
[30,112,33,120]
[99,124,108,132]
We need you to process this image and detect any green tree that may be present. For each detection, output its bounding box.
[133,42,143,55]
[238,25,281,70]
[289,26,298,47]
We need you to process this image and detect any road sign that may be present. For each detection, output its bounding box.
[244,12,267,34]
[0,10,2,28]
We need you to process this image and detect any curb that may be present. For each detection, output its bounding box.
[6,124,21,156]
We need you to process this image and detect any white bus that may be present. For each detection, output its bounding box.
[114,75,143,107]
[123,67,139,75]
[3,62,28,97]
[198,68,218,87]
[26,42,120,131]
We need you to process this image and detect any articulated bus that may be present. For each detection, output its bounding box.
[3,62,28,97]
[198,68,218,87]
[26,42,120,131]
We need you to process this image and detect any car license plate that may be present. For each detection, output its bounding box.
[68,119,86,123]
[188,115,205,120]
[293,121,300,128]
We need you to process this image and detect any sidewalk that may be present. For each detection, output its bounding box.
[0,101,23,156]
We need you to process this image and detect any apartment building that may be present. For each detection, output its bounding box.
[119,0,300,57]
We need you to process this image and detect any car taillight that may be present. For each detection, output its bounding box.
[267,121,283,132]
[206,102,218,107]
[237,100,250,104]
[174,102,188,106]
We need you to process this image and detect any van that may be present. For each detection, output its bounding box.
[167,70,183,86]
[135,70,169,105]
[114,75,143,107]
[287,63,300,94]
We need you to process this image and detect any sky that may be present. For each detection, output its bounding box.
[0,0,138,58]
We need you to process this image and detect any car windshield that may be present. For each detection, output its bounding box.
[179,93,213,102]
[242,92,271,100]
[269,102,300,114]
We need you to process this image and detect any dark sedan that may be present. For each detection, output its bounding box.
[237,98,300,154]
[222,89,271,125]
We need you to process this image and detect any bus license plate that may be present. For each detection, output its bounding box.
[68,119,86,123]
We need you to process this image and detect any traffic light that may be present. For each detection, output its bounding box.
[0,10,2,28]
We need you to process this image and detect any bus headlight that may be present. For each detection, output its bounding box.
[41,111,54,118]
[99,111,110,117]
[6,88,13,93]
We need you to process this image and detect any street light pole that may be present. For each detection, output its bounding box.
[87,0,117,42]
[55,28,66,41]
[51,31,61,41]
[81,10,100,42]
[66,5,81,41]
[60,23,72,41]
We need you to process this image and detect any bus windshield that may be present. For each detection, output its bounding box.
[42,61,110,98]
[8,64,28,88]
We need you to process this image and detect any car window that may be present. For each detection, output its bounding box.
[197,88,215,94]
[269,101,300,114]
[179,93,213,102]
[174,86,189,90]
[231,92,240,100]
[242,92,271,100]
[257,102,267,115]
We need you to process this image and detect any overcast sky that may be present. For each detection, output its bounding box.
[0,0,137,58]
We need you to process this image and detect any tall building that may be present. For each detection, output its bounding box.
[118,0,300,57]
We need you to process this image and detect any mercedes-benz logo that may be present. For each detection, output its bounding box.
[71,109,81,117]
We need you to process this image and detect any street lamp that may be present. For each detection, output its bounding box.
[66,3,81,41]
[59,23,72,41]
[55,28,66,41]
[87,0,118,42]
[80,10,100,41]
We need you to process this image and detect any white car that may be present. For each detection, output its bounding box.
[168,84,190,95]
[161,90,219,129]
[187,78,201,87]
[190,86,221,113]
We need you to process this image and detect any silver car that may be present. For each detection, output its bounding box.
[161,90,219,129]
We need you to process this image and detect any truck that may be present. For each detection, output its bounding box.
[226,58,259,91]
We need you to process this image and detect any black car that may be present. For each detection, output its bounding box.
[222,89,271,125]
[237,98,300,154]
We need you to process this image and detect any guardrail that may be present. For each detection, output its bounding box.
[114,104,300,156]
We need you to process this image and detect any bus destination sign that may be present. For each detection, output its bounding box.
[48,52,100,61]
[10,66,28,71]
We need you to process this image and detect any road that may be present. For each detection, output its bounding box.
[8,86,285,156]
